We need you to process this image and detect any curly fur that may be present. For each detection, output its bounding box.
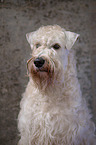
[18,25,96,145]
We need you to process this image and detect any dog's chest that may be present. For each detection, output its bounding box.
[20,95,70,135]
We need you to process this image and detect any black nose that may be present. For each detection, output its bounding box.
[34,57,45,68]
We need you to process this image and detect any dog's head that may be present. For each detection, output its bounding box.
[26,25,79,89]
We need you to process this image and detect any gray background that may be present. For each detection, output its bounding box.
[0,0,96,145]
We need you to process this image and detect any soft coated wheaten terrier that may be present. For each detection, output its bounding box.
[18,25,96,145]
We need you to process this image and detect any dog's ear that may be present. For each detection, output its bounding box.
[65,31,79,50]
[26,32,34,49]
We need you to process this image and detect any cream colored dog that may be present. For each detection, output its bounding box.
[18,25,96,145]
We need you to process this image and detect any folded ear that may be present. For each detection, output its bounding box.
[26,32,34,49]
[65,31,79,50]
[26,32,35,44]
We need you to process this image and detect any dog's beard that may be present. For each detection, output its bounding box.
[27,57,56,90]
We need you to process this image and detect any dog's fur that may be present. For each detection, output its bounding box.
[18,25,96,145]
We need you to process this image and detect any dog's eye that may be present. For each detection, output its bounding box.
[52,44,61,50]
[36,43,41,48]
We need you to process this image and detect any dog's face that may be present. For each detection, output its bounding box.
[26,25,79,89]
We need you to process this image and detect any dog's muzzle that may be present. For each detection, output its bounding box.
[34,57,45,68]
[27,56,52,74]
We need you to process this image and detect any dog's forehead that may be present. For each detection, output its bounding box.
[33,27,66,45]
[36,27,65,38]
[38,25,63,33]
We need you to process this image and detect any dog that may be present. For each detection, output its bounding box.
[18,25,96,145]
